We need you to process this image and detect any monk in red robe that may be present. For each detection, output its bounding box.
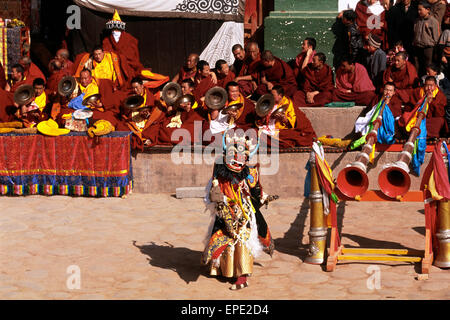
[257,85,316,148]
[333,56,377,106]
[293,37,316,85]
[355,0,388,49]
[0,61,6,90]
[234,42,261,97]
[400,76,447,138]
[45,59,66,97]
[193,60,215,103]
[0,88,17,122]
[172,53,199,84]
[293,52,334,108]
[382,52,420,117]
[73,47,128,90]
[55,48,74,76]
[255,50,298,99]
[6,64,30,93]
[116,77,166,151]
[147,94,206,146]
[214,60,235,88]
[19,56,46,85]
[101,9,142,80]
[231,44,245,78]
[205,81,256,145]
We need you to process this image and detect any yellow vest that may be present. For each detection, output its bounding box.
[92,52,117,83]
[34,92,47,112]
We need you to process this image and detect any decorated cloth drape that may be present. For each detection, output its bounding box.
[0,26,22,77]
[351,99,395,161]
[402,94,433,175]
[0,132,132,197]
[420,141,450,252]
[308,142,340,250]
[74,0,245,21]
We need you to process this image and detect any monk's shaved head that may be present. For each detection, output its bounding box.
[261,50,275,62]
[245,42,260,61]
[186,53,199,69]
[56,48,70,60]
[395,51,408,61]
[19,56,31,66]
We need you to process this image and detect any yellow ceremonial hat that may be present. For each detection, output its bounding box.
[106,9,126,30]
[37,119,70,136]
[112,10,121,22]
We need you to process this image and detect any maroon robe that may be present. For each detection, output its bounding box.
[403,87,448,138]
[24,63,46,83]
[293,63,334,108]
[383,61,419,117]
[355,1,388,50]
[102,31,143,80]
[0,88,16,122]
[333,62,377,106]
[148,107,206,146]
[257,102,316,148]
[193,75,215,102]
[176,66,197,84]
[45,70,66,96]
[255,57,298,98]
[238,56,261,97]
[216,70,235,88]
[0,62,6,90]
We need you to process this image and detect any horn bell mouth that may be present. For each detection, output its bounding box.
[378,166,411,199]
[336,166,369,199]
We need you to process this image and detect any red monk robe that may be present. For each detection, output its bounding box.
[176,66,197,85]
[147,107,206,146]
[355,1,388,50]
[102,31,143,80]
[406,87,447,138]
[24,63,46,84]
[0,88,17,122]
[256,96,316,148]
[333,62,377,106]
[9,78,30,93]
[202,96,257,146]
[293,50,315,84]
[255,58,298,98]
[382,61,419,117]
[237,55,261,97]
[293,63,334,108]
[115,87,165,151]
[45,69,67,96]
[0,62,6,90]
[193,75,215,102]
[216,70,235,89]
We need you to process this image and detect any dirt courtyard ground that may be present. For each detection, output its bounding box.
[0,193,448,301]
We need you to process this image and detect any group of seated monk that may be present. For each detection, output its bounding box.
[0,8,448,153]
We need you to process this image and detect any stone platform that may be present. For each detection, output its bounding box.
[132,148,431,198]
[132,106,430,198]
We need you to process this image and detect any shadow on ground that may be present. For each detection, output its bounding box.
[133,240,204,284]
[273,198,310,261]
